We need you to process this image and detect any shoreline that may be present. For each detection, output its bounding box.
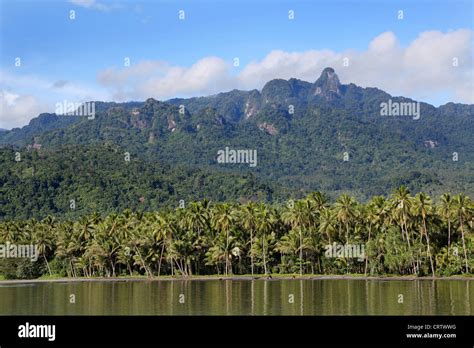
[1,274,473,285]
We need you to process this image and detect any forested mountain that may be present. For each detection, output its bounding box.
[0,67,473,219]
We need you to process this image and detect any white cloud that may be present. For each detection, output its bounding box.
[96,29,473,105]
[0,70,109,129]
[237,49,341,89]
[0,91,46,129]
[97,57,232,100]
[69,0,111,11]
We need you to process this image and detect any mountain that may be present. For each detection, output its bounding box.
[1,68,473,219]
[0,102,144,146]
[0,113,80,146]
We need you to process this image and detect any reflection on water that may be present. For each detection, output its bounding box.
[0,279,472,315]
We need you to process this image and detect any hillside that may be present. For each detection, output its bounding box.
[0,145,281,220]
[0,67,473,219]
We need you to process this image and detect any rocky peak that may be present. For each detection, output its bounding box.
[312,67,341,98]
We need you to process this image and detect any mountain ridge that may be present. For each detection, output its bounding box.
[1,67,473,214]
[2,67,472,137]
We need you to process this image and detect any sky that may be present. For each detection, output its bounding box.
[0,0,473,129]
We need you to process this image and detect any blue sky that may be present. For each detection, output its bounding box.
[0,0,473,128]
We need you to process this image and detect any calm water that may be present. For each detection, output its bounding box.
[0,279,472,315]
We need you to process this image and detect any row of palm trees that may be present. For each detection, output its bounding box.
[0,187,472,278]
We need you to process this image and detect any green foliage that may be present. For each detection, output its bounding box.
[1,75,472,203]
[0,190,472,279]
[0,258,46,279]
[0,146,280,220]
[0,72,472,279]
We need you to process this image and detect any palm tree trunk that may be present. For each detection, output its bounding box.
[364,226,371,276]
[225,229,229,276]
[157,243,165,276]
[250,230,254,276]
[110,259,116,277]
[423,219,435,277]
[404,216,411,247]
[43,254,52,276]
[447,218,451,248]
[346,223,350,274]
[459,217,469,273]
[299,228,303,276]
[262,235,267,275]
[403,218,417,275]
[134,246,151,278]
[175,259,185,276]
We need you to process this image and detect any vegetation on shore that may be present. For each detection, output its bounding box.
[1,187,472,280]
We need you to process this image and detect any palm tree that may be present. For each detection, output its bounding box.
[319,208,336,244]
[205,236,227,275]
[96,214,121,277]
[363,196,386,275]
[282,200,314,275]
[255,204,275,275]
[32,216,56,276]
[453,194,471,273]
[275,229,300,273]
[334,194,358,245]
[184,201,210,238]
[54,221,77,277]
[130,221,153,278]
[0,221,20,243]
[1,191,472,279]
[412,193,435,277]
[211,204,235,275]
[153,212,176,276]
[240,202,258,275]
[392,186,413,246]
[439,193,454,248]
[307,191,329,213]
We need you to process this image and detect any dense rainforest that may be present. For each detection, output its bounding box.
[0,146,281,220]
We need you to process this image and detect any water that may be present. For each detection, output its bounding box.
[0,279,472,315]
